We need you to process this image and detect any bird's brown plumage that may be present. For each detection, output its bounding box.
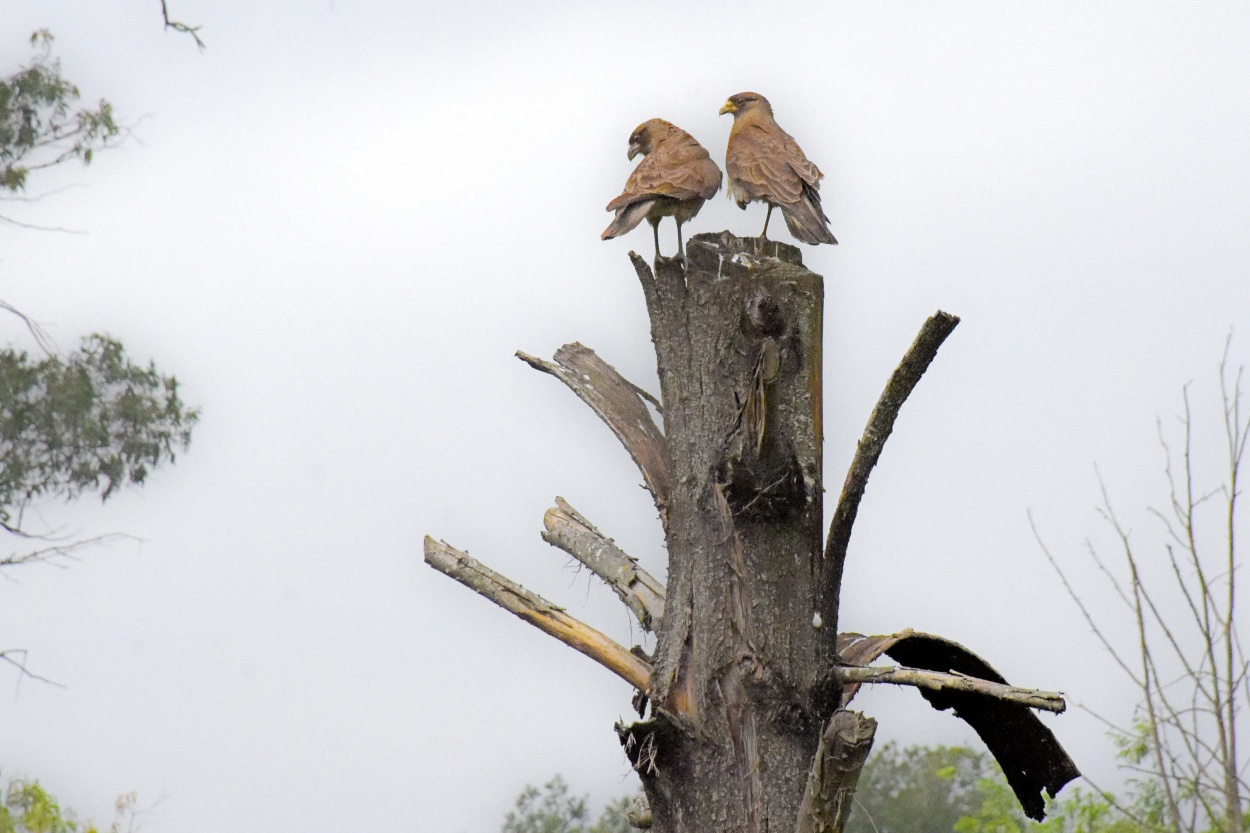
[720,92,837,246]
[602,118,722,258]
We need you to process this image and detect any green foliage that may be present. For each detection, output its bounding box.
[0,334,198,529]
[955,766,1143,833]
[841,744,1146,833]
[502,776,638,833]
[846,743,992,833]
[514,747,1165,833]
[0,778,107,833]
[0,31,118,194]
[587,796,634,833]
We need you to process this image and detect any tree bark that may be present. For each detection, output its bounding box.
[424,230,1079,833]
[623,234,834,833]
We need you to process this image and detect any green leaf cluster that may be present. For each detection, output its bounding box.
[0,31,118,193]
[846,743,992,833]
[502,776,634,833]
[954,770,1142,833]
[0,334,198,528]
[506,752,1161,833]
[0,779,99,833]
[843,743,1147,833]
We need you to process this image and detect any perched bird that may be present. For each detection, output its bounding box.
[602,118,722,259]
[719,92,837,245]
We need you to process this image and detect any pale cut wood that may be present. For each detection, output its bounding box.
[542,498,666,631]
[423,537,652,691]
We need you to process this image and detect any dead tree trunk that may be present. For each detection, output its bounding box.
[626,232,839,832]
[425,231,1079,833]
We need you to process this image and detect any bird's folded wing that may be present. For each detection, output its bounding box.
[728,124,806,204]
[781,132,823,188]
[612,151,718,206]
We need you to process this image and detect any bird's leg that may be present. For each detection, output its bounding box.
[652,220,662,262]
[761,204,774,240]
[677,222,685,259]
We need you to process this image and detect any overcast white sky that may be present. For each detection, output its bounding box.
[1,1,1248,831]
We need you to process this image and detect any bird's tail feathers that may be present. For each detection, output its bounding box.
[602,200,656,240]
[782,185,838,245]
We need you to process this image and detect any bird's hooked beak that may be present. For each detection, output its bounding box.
[719,100,737,116]
[627,142,643,161]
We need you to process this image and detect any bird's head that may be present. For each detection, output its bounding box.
[627,119,675,160]
[719,91,772,118]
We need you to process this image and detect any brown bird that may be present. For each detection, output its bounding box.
[602,118,722,259]
[719,92,837,245]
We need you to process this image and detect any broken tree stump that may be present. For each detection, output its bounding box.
[423,231,1078,833]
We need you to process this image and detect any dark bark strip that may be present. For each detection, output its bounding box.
[836,630,1079,820]
[818,312,960,634]
[715,484,765,833]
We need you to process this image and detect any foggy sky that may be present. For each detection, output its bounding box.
[1,2,1248,832]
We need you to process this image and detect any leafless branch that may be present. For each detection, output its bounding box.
[0,301,59,355]
[1041,347,1250,833]
[0,213,87,234]
[820,311,959,623]
[838,664,1067,713]
[0,649,64,688]
[160,1,205,50]
[423,537,652,691]
[541,498,665,631]
[518,344,672,518]
[1,533,135,570]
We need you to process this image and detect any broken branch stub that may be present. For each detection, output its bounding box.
[542,497,666,631]
[517,344,672,519]
[423,536,652,692]
[795,710,878,833]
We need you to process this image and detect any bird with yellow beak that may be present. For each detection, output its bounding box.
[720,92,837,245]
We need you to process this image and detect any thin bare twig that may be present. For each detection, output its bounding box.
[1031,511,1142,685]
[0,213,87,234]
[0,649,64,688]
[160,1,206,49]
